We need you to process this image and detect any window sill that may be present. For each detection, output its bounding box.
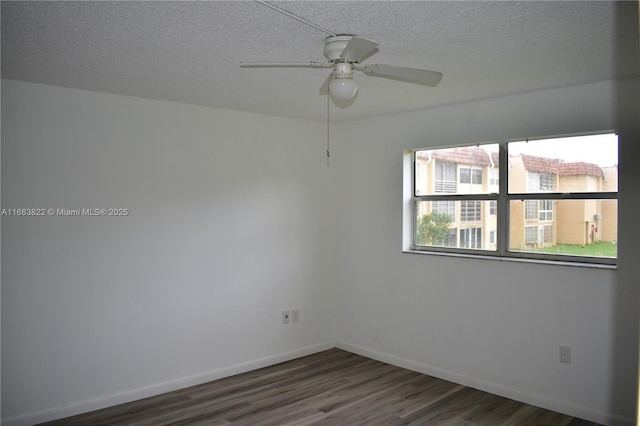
[403,249,617,270]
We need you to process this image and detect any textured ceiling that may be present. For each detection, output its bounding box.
[1,1,634,122]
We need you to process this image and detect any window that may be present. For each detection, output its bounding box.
[527,173,538,192]
[539,200,553,221]
[461,200,481,222]
[435,161,457,193]
[460,228,482,249]
[525,200,538,220]
[490,170,499,186]
[543,225,553,244]
[460,168,483,184]
[443,229,457,247]
[409,133,618,264]
[528,172,556,192]
[433,200,456,221]
[540,174,554,191]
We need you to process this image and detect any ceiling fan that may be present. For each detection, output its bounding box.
[240,34,443,102]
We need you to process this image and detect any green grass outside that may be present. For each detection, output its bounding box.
[522,241,617,258]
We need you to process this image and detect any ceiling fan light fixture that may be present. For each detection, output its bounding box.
[329,76,357,101]
[329,62,357,101]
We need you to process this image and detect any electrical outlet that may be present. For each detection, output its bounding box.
[292,309,300,323]
[282,310,291,324]
[559,345,571,364]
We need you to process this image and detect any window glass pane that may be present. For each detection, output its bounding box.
[460,168,471,184]
[473,169,483,184]
[508,134,618,194]
[415,200,496,251]
[415,145,499,195]
[509,199,617,258]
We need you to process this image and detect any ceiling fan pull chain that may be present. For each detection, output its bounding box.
[326,93,331,163]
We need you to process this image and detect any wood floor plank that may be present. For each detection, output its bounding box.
[497,404,574,426]
[39,349,602,426]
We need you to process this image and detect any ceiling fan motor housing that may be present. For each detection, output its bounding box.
[334,62,353,77]
[324,35,353,62]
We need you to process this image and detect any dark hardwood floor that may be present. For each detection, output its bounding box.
[41,349,601,426]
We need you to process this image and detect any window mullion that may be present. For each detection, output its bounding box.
[497,142,509,257]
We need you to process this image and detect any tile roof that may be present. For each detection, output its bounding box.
[428,147,496,167]
[557,162,605,177]
[417,148,605,178]
[522,154,603,177]
[521,155,561,174]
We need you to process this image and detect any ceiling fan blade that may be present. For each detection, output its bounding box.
[319,72,332,95]
[359,63,442,87]
[340,36,379,63]
[240,61,332,68]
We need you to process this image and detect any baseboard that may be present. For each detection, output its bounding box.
[2,341,335,426]
[336,341,632,426]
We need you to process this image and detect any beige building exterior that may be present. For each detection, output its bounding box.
[415,147,617,251]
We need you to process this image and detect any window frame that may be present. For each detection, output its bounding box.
[408,132,618,266]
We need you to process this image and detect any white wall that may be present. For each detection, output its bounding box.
[1,80,336,424]
[332,79,639,425]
